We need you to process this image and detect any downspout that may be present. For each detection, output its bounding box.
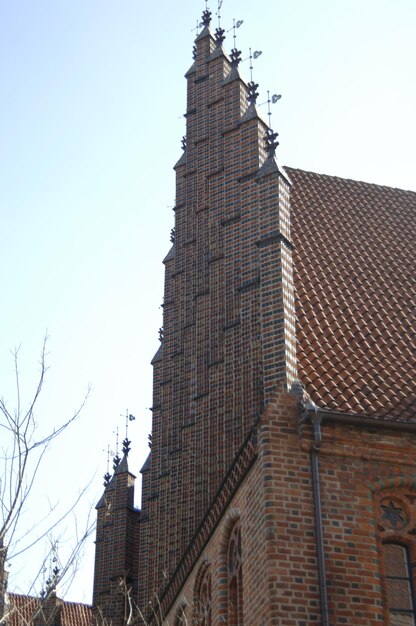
[310,412,330,626]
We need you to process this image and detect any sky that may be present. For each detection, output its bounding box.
[1,0,415,605]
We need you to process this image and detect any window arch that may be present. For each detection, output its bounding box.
[227,521,243,626]
[373,486,416,625]
[193,562,212,626]
[383,542,416,626]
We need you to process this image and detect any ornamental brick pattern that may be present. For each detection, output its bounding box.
[137,23,298,611]
[89,15,416,626]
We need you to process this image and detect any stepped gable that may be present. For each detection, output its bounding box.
[287,166,416,420]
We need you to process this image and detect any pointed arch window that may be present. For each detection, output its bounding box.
[383,542,416,625]
[227,521,243,626]
[194,567,212,626]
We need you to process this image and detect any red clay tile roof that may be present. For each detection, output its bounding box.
[287,167,416,420]
[6,593,92,625]
[60,599,92,626]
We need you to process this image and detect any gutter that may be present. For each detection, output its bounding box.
[310,412,330,626]
[315,409,416,433]
[305,407,415,626]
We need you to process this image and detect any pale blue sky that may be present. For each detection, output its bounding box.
[1,0,415,604]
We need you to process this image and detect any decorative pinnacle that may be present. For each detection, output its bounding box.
[103,471,111,487]
[214,27,225,47]
[181,136,187,151]
[264,127,279,156]
[112,454,121,470]
[122,437,131,457]
[201,9,212,27]
[230,48,241,68]
[247,81,259,105]
[193,44,197,60]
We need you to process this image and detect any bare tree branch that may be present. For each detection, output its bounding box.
[0,336,93,618]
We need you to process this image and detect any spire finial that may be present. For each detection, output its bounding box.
[216,0,223,27]
[247,81,259,105]
[112,427,121,469]
[103,444,112,486]
[231,19,243,48]
[122,410,136,456]
[122,437,131,457]
[246,48,263,83]
[43,541,60,596]
[201,8,212,27]
[214,27,225,47]
[264,127,279,157]
[230,48,241,68]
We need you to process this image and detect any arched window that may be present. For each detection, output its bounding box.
[383,542,416,626]
[227,521,243,626]
[194,566,212,626]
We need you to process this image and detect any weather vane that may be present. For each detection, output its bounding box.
[227,18,243,48]
[216,0,223,26]
[103,444,112,486]
[242,48,263,82]
[259,91,282,127]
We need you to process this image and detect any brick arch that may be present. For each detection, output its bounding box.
[193,557,212,626]
[219,507,241,554]
[371,481,416,624]
[216,508,241,624]
[370,475,416,493]
[193,556,211,596]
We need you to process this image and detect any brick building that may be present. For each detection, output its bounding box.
[92,9,416,626]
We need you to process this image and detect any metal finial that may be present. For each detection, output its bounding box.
[264,127,279,157]
[258,92,282,127]
[216,0,223,27]
[202,9,212,27]
[148,433,152,449]
[192,44,197,60]
[103,444,112,486]
[231,19,243,47]
[246,48,262,82]
[230,48,241,68]
[170,228,175,243]
[214,27,225,47]
[247,81,259,105]
[44,542,60,593]
[266,90,272,127]
[122,437,131,457]
[122,410,136,454]
[112,427,121,469]
[181,136,187,151]
[159,327,164,342]
[103,471,111,487]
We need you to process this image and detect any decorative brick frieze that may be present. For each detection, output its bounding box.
[147,428,258,623]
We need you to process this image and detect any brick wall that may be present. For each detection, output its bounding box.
[137,20,298,611]
[161,389,416,626]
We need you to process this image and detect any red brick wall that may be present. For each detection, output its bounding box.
[161,389,416,626]
[138,23,297,611]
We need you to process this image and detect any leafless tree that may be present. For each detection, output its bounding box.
[0,336,95,624]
